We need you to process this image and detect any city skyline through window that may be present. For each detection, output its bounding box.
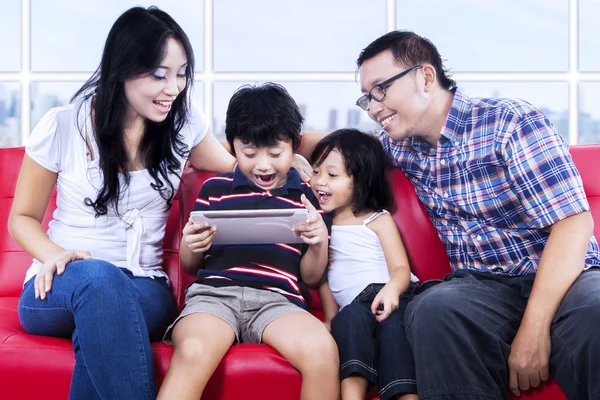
[1,0,599,148]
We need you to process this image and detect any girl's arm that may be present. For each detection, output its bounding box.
[368,212,413,322]
[319,278,339,331]
[189,127,236,172]
[298,195,329,286]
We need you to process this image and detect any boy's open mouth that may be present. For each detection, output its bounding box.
[255,174,276,186]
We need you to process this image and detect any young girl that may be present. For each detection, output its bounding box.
[311,128,420,400]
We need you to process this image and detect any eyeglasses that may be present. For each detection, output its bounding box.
[355,65,422,111]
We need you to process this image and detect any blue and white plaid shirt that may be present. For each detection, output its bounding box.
[378,89,600,275]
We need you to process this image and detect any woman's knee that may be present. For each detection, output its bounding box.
[69,260,132,290]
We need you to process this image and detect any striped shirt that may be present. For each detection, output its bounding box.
[192,167,331,308]
[378,88,600,275]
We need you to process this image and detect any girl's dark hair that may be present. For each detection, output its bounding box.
[225,82,303,152]
[72,6,195,217]
[357,30,456,90]
[311,129,394,215]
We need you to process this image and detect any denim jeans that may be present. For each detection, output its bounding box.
[18,259,178,400]
[330,282,419,400]
[405,269,600,400]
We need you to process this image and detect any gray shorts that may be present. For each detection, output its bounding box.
[163,284,306,344]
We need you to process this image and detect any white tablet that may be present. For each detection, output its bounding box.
[189,209,310,245]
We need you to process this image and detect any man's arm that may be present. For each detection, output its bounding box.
[501,107,595,395]
[509,211,593,395]
[522,211,593,329]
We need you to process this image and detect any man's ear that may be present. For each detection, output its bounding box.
[421,64,437,92]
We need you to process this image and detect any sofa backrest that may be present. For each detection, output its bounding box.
[570,145,600,239]
[176,167,451,314]
[0,147,54,297]
[0,147,185,302]
[1,144,599,302]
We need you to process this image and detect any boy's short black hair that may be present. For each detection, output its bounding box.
[311,128,394,215]
[225,83,304,153]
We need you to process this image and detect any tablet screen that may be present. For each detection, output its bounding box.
[190,209,309,245]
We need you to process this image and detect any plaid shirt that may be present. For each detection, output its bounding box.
[378,89,600,275]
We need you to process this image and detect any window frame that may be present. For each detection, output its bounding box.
[0,0,594,146]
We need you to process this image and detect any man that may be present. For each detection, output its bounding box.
[300,30,600,400]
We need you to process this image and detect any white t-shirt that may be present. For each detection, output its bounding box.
[24,97,207,284]
[327,211,419,309]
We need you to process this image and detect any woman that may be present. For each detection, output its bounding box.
[8,6,235,399]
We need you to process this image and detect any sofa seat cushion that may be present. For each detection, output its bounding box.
[0,296,304,399]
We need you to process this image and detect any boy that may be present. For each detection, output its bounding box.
[158,83,340,400]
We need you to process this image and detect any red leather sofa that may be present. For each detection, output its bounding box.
[2,145,597,399]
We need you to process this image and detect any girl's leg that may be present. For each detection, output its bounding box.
[158,313,236,400]
[19,259,176,400]
[330,303,378,400]
[341,376,369,400]
[376,287,418,400]
[262,312,340,400]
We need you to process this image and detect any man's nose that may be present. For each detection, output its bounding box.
[368,99,384,119]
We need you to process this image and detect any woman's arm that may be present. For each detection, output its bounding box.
[8,155,62,262]
[189,127,236,172]
[298,131,329,160]
[8,156,92,299]
[221,131,329,161]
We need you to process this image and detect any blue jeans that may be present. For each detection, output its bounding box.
[331,282,419,400]
[406,269,600,400]
[18,259,178,400]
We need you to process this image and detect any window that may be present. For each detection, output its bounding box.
[0,0,597,148]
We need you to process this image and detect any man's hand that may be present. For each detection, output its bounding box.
[370,282,401,322]
[508,324,551,396]
[294,194,327,245]
[292,154,312,182]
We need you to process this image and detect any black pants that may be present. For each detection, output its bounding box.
[405,269,600,400]
[331,282,420,400]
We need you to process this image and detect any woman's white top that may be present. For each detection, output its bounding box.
[327,210,419,309]
[23,97,207,284]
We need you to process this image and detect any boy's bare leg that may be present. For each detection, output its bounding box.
[262,312,340,400]
[341,375,368,400]
[157,313,235,400]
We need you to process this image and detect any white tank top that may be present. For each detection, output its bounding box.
[327,210,419,309]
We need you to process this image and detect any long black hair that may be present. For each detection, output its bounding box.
[72,6,195,217]
[311,129,394,215]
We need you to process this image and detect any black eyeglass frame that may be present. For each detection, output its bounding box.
[355,65,423,111]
